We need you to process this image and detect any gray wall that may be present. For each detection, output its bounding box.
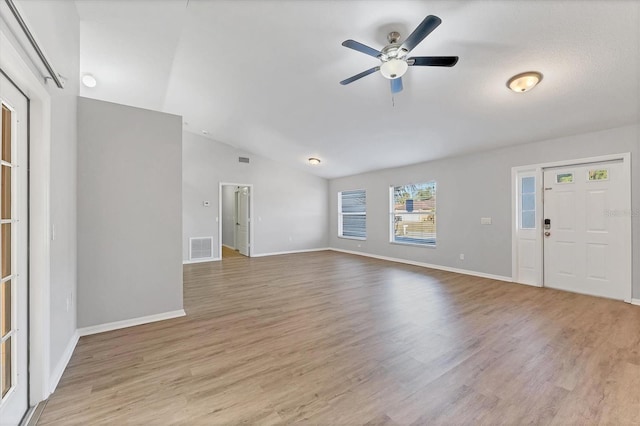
[15,0,80,377]
[183,131,329,260]
[221,185,235,248]
[77,97,183,327]
[329,124,640,298]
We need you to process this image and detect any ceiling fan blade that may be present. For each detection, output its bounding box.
[408,56,459,67]
[342,39,382,58]
[390,77,403,94]
[399,15,442,54]
[340,66,380,85]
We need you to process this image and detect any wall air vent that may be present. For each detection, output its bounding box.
[239,157,250,163]
[189,237,213,260]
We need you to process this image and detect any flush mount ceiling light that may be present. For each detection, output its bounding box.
[308,157,321,165]
[81,74,97,88]
[507,71,543,93]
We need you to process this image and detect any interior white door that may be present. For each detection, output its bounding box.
[0,74,29,424]
[236,187,250,256]
[543,162,628,300]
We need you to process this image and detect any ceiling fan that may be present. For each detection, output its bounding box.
[340,15,458,94]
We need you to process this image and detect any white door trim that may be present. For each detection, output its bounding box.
[0,28,52,404]
[511,153,632,302]
[218,182,253,258]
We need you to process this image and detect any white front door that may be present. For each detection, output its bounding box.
[236,187,250,256]
[543,162,629,300]
[0,74,29,424]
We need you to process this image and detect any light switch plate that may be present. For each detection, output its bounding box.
[481,217,492,225]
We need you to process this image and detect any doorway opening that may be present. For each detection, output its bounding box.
[512,154,632,302]
[219,183,253,259]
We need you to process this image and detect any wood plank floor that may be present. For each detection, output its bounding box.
[38,251,640,425]
[222,245,245,259]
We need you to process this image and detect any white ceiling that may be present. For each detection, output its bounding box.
[75,0,640,179]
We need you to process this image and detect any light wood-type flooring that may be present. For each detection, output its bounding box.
[38,251,640,425]
[222,245,245,259]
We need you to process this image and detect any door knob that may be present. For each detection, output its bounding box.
[544,231,551,237]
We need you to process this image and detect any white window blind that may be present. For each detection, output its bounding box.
[338,189,366,239]
[390,181,436,246]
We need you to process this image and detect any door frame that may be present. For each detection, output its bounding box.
[511,153,632,302]
[218,182,253,258]
[0,28,52,406]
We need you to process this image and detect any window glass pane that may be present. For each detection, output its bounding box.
[522,193,535,211]
[1,280,9,337]
[1,223,10,278]
[521,210,535,229]
[1,337,11,397]
[1,165,10,220]
[340,190,366,213]
[1,106,10,163]
[339,190,366,238]
[392,182,436,245]
[342,215,366,238]
[521,176,535,194]
[556,173,573,184]
[588,169,608,181]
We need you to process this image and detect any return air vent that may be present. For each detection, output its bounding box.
[239,157,250,163]
[189,237,213,260]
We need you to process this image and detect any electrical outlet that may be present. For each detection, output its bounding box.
[459,253,465,261]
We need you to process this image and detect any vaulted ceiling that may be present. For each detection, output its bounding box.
[75,0,640,178]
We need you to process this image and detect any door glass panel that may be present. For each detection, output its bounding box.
[556,172,574,184]
[1,165,10,220]
[1,281,9,336]
[1,337,11,397]
[1,224,10,278]
[588,169,608,181]
[1,106,9,163]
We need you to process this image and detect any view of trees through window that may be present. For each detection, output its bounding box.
[391,181,436,246]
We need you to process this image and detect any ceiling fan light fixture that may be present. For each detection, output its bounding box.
[380,59,408,80]
[308,157,321,165]
[507,71,543,93]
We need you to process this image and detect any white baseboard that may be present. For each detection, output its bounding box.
[251,247,330,258]
[222,244,235,250]
[330,248,513,282]
[49,330,79,395]
[631,299,640,306]
[77,309,186,337]
[183,257,220,264]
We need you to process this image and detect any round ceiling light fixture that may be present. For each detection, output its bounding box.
[81,74,97,88]
[380,59,409,80]
[308,157,321,165]
[507,71,543,93]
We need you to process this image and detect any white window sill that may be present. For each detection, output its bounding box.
[338,236,367,241]
[389,241,437,249]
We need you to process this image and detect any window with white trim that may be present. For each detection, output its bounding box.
[390,181,436,246]
[338,189,366,239]
[519,176,536,229]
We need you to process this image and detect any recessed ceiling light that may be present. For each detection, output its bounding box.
[308,157,321,165]
[507,71,543,93]
[201,130,209,135]
[81,74,97,88]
